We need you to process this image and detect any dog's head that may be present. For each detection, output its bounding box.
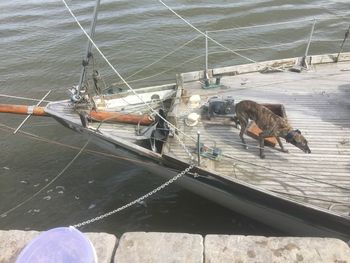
[286,129,311,153]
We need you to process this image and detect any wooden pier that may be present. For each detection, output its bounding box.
[1,230,349,262]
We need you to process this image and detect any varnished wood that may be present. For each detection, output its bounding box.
[0,104,48,116]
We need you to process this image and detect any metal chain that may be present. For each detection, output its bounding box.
[174,133,195,162]
[72,164,195,228]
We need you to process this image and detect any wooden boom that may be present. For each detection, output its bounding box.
[89,111,154,126]
[0,103,154,125]
[0,104,48,116]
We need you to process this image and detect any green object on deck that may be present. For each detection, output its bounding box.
[202,77,222,89]
[202,83,221,89]
[198,143,222,161]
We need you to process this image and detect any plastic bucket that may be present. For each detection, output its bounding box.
[16,227,97,263]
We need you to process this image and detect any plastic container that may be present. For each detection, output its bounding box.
[16,227,97,263]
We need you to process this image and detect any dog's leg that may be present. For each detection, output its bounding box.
[238,117,248,150]
[259,133,265,159]
[259,131,270,159]
[276,137,289,153]
[240,130,248,150]
[207,105,212,120]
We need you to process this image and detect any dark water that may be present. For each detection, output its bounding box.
[0,0,349,236]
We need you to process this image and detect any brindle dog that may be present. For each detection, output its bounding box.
[234,100,311,159]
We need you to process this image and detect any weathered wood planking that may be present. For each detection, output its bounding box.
[164,59,350,216]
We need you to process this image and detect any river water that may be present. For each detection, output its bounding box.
[0,0,349,236]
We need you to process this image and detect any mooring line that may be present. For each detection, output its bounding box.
[0,93,52,103]
[0,139,91,218]
[13,90,51,134]
[0,124,156,167]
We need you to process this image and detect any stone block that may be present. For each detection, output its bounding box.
[0,230,39,263]
[85,232,118,263]
[114,232,203,263]
[204,235,350,263]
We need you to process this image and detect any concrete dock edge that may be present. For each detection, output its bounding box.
[204,235,350,263]
[0,230,349,262]
[114,232,203,263]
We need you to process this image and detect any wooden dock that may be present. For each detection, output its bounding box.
[1,230,349,262]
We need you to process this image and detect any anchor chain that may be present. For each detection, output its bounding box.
[72,164,195,228]
[73,131,200,228]
[174,133,195,163]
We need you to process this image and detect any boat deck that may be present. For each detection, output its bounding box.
[163,57,350,217]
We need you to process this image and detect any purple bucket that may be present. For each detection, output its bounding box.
[16,227,96,263]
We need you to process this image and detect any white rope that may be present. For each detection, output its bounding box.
[61,0,155,109]
[13,90,51,134]
[2,122,348,215]
[313,38,349,43]
[122,34,202,81]
[0,93,52,103]
[157,0,256,63]
[0,123,162,167]
[0,138,91,218]
[207,13,350,34]
[113,39,309,85]
[205,39,306,56]
[207,18,315,33]
[115,53,204,85]
[59,0,350,218]
[61,0,198,145]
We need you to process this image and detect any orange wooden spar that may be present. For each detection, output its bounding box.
[0,104,48,116]
[0,103,154,125]
[89,111,154,126]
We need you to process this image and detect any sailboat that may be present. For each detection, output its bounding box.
[1,0,350,241]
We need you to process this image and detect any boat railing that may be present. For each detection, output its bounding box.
[111,13,349,88]
[204,15,350,72]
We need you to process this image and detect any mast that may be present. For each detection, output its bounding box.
[73,0,101,102]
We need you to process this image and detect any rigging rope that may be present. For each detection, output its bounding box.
[111,39,307,85]
[33,0,348,224]
[1,122,349,219]
[0,138,91,218]
[157,0,256,64]
[2,122,349,223]
[122,34,202,82]
[61,0,198,147]
[0,124,157,167]
[206,13,350,34]
[207,18,315,33]
[2,121,349,194]
[0,93,52,103]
